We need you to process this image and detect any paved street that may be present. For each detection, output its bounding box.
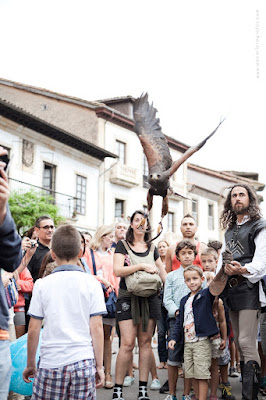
[96,336,265,400]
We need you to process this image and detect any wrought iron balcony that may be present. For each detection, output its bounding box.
[9,178,77,219]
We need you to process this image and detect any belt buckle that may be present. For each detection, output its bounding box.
[228,277,238,288]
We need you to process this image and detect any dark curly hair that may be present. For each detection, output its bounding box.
[175,239,197,260]
[126,210,151,247]
[220,184,261,230]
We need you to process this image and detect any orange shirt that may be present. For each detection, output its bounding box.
[84,248,120,296]
[14,268,34,312]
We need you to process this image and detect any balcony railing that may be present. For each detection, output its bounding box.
[109,163,139,188]
[9,178,77,219]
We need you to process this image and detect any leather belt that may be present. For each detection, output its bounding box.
[228,275,246,288]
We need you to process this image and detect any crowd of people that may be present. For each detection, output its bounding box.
[1,144,266,400]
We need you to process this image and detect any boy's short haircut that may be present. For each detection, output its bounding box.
[183,265,203,278]
[201,247,218,260]
[52,225,81,261]
[207,240,222,252]
[175,239,197,259]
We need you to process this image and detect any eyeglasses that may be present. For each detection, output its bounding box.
[39,225,55,230]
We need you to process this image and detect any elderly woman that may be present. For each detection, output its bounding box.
[112,210,166,400]
[84,225,119,389]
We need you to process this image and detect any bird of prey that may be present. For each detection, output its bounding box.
[133,93,224,240]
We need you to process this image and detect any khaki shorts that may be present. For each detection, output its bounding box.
[184,338,211,379]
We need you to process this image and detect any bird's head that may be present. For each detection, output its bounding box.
[148,172,169,192]
[149,173,162,183]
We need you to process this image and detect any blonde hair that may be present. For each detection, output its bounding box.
[204,271,215,282]
[158,239,170,247]
[183,265,203,278]
[201,247,218,260]
[89,225,114,250]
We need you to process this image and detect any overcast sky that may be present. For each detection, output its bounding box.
[1,0,265,213]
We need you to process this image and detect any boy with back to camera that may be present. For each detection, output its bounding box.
[163,240,206,400]
[168,265,220,400]
[23,225,107,400]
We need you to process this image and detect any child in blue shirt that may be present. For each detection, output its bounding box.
[169,265,219,400]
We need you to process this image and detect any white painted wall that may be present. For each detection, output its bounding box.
[0,119,101,233]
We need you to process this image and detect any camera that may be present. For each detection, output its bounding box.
[30,240,37,248]
[0,154,9,171]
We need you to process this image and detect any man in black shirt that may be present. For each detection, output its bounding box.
[25,216,54,331]
[27,215,54,282]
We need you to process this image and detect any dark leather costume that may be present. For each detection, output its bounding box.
[224,219,266,311]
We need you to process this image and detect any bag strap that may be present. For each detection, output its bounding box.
[90,249,97,275]
[122,240,155,257]
[121,239,131,255]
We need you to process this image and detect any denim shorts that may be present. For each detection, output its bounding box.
[167,318,183,367]
[218,338,231,366]
[116,294,161,322]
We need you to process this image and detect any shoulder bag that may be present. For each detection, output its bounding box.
[122,240,162,297]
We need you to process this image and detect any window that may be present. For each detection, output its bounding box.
[116,140,126,164]
[208,204,214,230]
[115,199,124,219]
[191,199,198,225]
[43,163,56,197]
[76,175,87,215]
[167,212,174,232]
[143,153,149,188]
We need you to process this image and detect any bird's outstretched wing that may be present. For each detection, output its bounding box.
[134,93,172,172]
[166,118,225,178]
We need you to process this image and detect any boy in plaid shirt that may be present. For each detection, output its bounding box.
[23,225,107,399]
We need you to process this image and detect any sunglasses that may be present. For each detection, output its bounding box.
[39,225,55,230]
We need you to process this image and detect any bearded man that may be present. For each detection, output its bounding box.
[218,184,266,400]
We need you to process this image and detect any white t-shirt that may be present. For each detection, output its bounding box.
[184,295,207,343]
[28,265,106,368]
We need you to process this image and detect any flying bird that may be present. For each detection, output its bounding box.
[133,93,224,240]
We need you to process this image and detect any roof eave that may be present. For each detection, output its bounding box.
[0,99,116,161]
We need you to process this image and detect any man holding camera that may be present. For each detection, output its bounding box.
[27,215,54,282]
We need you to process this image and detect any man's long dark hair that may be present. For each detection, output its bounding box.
[220,184,261,230]
[126,210,151,247]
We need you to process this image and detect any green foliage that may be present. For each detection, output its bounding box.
[9,190,65,235]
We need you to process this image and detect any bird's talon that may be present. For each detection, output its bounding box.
[157,223,163,234]
[137,217,147,229]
